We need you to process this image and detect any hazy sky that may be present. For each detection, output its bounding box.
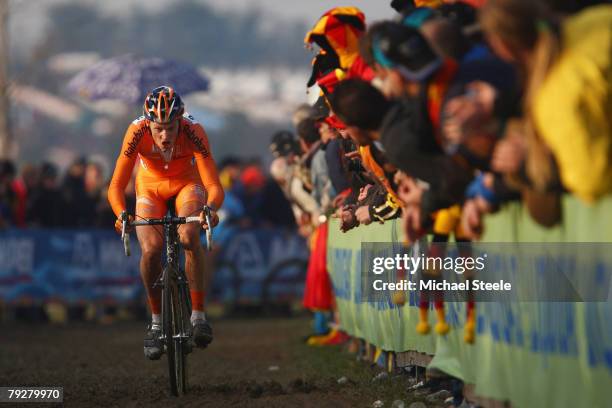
[204,0,393,24]
[10,0,394,55]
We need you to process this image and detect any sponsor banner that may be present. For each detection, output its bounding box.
[213,227,309,302]
[327,196,612,408]
[327,219,436,354]
[0,227,308,305]
[0,229,142,303]
[360,242,612,302]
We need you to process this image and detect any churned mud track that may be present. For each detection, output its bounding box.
[0,318,418,407]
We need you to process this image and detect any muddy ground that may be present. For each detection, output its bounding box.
[0,317,444,407]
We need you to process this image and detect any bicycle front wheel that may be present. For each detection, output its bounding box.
[162,266,178,396]
[162,265,188,396]
[174,276,189,395]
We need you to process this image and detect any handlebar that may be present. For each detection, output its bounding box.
[120,205,214,257]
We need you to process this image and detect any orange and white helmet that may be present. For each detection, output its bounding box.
[143,86,184,124]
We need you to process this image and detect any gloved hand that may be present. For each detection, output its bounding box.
[200,208,219,229]
[114,213,134,235]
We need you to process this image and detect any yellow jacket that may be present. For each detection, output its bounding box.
[533,5,612,203]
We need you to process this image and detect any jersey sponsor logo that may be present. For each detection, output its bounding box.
[124,126,147,157]
[184,125,209,157]
[182,112,198,124]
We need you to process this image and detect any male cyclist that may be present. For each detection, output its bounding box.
[108,86,224,360]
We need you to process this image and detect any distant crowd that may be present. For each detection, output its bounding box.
[0,158,116,229]
[0,157,296,231]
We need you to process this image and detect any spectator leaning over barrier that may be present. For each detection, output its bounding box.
[363,19,518,241]
[304,6,373,93]
[329,77,466,239]
[303,6,379,220]
[482,0,612,202]
[366,17,515,163]
[301,7,377,346]
[400,5,474,61]
[327,79,403,229]
[320,118,351,203]
[401,5,525,237]
[458,0,612,237]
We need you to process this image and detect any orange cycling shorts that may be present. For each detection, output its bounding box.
[135,175,207,218]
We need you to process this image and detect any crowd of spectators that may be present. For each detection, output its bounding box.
[0,158,120,229]
[213,156,296,231]
[270,0,612,243]
[0,156,295,231]
[266,0,612,344]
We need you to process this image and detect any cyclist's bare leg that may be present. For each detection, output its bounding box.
[177,200,207,308]
[178,200,213,347]
[135,221,165,358]
[136,226,164,315]
[135,198,165,319]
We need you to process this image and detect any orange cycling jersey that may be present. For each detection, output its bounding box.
[108,113,224,218]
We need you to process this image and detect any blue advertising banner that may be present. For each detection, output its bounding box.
[0,229,142,303]
[213,228,309,303]
[0,227,308,305]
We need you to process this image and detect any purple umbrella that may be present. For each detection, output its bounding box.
[66,54,209,104]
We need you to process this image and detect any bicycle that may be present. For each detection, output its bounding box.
[120,202,214,396]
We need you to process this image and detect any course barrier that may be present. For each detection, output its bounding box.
[0,227,308,306]
[326,195,612,408]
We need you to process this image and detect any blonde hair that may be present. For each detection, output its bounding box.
[480,0,561,191]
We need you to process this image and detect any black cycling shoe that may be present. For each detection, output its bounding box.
[192,319,213,348]
[143,324,163,360]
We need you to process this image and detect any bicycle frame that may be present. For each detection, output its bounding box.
[120,206,214,396]
[157,219,192,344]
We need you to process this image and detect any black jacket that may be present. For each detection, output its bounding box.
[379,97,474,216]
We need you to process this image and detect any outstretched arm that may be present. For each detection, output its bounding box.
[189,124,225,210]
[108,124,141,217]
